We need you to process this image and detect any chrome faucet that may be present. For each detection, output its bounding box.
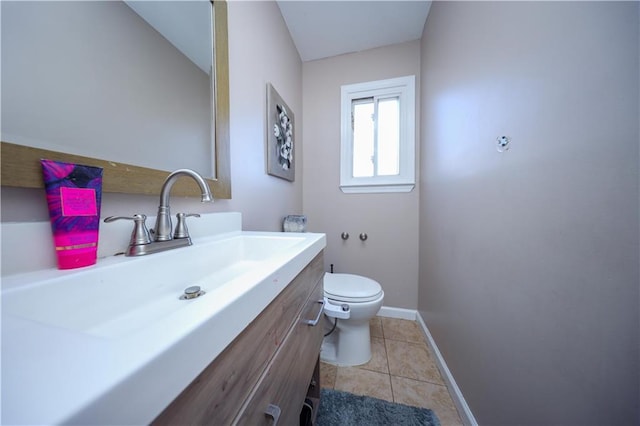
[153,169,213,241]
[104,169,213,256]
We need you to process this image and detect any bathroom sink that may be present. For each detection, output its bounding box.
[1,226,326,425]
[3,233,307,338]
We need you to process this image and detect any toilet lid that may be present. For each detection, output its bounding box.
[324,273,383,303]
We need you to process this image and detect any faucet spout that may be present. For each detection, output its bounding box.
[154,169,213,241]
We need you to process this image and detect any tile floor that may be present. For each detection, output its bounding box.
[320,317,463,425]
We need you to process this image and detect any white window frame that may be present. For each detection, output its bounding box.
[340,75,415,193]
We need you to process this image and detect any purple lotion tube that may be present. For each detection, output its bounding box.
[41,159,103,270]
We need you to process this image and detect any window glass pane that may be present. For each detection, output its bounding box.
[352,100,374,177]
[340,76,415,192]
[377,97,400,176]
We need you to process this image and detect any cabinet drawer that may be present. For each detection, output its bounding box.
[234,279,324,425]
[153,252,324,426]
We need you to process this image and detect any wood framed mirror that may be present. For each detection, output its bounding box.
[0,0,230,199]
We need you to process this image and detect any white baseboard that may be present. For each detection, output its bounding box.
[416,313,478,426]
[377,305,417,320]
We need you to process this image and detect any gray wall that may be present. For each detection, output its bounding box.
[418,2,639,424]
[302,41,421,308]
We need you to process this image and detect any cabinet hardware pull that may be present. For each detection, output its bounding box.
[265,404,281,425]
[303,300,325,326]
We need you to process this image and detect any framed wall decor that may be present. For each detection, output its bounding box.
[266,83,295,181]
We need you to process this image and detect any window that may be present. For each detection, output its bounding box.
[340,76,415,193]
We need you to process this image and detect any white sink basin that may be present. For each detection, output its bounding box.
[3,233,307,338]
[1,228,326,425]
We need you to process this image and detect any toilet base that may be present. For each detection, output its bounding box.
[320,317,372,367]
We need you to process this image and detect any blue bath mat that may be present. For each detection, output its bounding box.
[316,388,440,426]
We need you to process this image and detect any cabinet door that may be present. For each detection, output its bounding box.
[235,279,324,426]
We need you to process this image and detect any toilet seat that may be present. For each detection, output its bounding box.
[324,273,383,303]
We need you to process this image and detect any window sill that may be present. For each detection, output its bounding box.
[340,183,415,194]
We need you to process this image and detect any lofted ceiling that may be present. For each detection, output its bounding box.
[277,1,432,62]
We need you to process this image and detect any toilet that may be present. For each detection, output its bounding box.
[321,273,384,366]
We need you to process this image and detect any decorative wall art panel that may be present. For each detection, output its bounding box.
[266,83,295,181]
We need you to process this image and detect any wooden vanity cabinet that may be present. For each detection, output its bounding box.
[234,279,323,425]
[153,252,324,426]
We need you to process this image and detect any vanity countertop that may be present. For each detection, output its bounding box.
[1,214,326,425]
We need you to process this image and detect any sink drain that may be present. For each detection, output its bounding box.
[180,285,205,300]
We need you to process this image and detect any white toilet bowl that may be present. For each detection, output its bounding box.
[321,273,384,366]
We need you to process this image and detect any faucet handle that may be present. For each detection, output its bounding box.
[174,213,200,239]
[104,214,152,246]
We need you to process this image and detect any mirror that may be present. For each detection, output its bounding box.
[0,0,230,199]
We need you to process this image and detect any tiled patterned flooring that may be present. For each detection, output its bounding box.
[320,317,463,425]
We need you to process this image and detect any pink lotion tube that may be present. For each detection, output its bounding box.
[41,159,103,270]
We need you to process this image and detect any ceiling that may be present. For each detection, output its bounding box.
[277,1,432,62]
